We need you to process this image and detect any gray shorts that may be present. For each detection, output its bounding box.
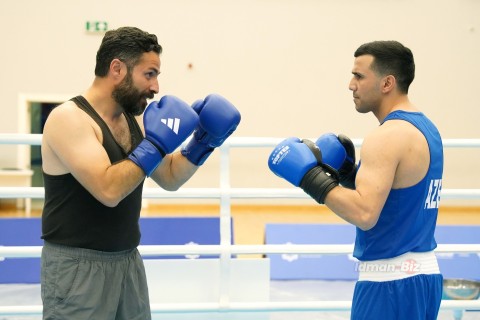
[41,241,151,320]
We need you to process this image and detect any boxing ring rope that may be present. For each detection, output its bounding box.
[1,134,480,316]
[3,243,480,259]
[2,186,480,200]
[1,300,480,316]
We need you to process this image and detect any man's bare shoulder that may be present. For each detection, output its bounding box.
[379,119,424,144]
[49,100,79,116]
[44,100,100,142]
[46,100,91,126]
[360,121,413,160]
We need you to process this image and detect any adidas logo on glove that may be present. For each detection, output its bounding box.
[160,118,180,134]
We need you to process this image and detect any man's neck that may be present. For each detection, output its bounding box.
[375,95,416,123]
[83,80,124,120]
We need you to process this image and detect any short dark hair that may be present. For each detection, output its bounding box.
[354,41,415,94]
[94,26,162,77]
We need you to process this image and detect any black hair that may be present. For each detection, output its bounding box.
[354,40,415,94]
[94,26,162,77]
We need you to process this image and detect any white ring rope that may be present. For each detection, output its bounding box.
[1,187,480,200]
[2,244,480,259]
[1,134,480,316]
[0,300,479,316]
[2,134,480,148]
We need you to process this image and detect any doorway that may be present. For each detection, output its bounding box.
[29,102,57,209]
[18,94,71,210]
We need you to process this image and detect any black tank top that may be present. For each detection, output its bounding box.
[41,96,145,252]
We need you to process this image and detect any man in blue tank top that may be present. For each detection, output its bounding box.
[269,40,443,319]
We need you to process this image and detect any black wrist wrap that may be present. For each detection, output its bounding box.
[299,166,339,204]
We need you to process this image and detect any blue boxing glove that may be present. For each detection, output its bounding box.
[128,95,199,176]
[268,137,345,204]
[268,137,319,187]
[315,133,347,172]
[181,94,241,165]
[316,133,357,189]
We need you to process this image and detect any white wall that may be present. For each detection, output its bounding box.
[0,0,479,197]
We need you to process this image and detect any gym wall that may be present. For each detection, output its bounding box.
[0,0,478,205]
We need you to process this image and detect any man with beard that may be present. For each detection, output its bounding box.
[40,27,240,319]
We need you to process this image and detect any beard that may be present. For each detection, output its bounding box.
[112,72,154,116]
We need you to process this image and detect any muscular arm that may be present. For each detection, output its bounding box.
[132,113,199,191]
[324,125,400,230]
[149,151,198,191]
[42,102,145,207]
[324,120,429,231]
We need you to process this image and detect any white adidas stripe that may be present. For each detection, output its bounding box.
[160,118,180,134]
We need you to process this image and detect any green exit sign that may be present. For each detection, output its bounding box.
[85,21,108,33]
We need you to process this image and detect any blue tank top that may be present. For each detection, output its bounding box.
[353,110,443,261]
